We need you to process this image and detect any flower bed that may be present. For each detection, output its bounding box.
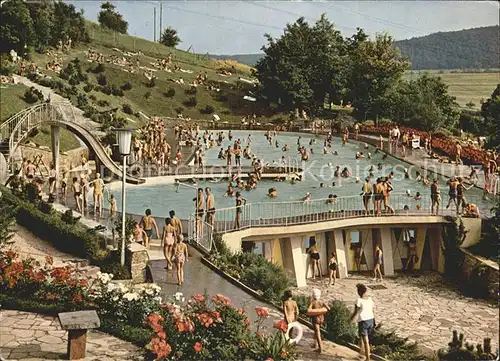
[361,124,486,165]
[0,249,295,360]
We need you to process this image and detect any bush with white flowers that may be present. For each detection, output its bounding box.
[90,272,163,327]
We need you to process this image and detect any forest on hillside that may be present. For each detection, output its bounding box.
[211,25,499,70]
[395,25,499,69]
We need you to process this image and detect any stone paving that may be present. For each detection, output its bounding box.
[0,310,144,361]
[294,272,499,354]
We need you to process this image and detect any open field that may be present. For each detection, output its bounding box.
[405,70,499,108]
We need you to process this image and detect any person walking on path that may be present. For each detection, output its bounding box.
[173,234,188,286]
[140,208,159,249]
[282,290,299,339]
[162,218,176,270]
[350,283,376,361]
[170,210,183,236]
[372,245,383,282]
[307,289,330,353]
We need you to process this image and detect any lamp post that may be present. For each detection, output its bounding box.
[114,128,133,266]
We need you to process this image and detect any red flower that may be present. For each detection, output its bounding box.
[196,312,214,328]
[176,320,186,332]
[281,351,287,358]
[265,358,274,361]
[255,306,269,318]
[157,331,166,340]
[273,319,288,333]
[72,294,83,303]
[193,342,203,353]
[192,293,205,302]
[212,293,231,305]
[79,280,88,287]
[150,338,172,359]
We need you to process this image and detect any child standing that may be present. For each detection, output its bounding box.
[307,289,330,353]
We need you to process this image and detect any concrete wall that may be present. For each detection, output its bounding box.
[20,145,89,173]
[460,249,499,301]
[460,218,483,248]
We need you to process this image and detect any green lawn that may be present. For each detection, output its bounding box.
[29,126,82,153]
[0,84,31,122]
[405,70,499,108]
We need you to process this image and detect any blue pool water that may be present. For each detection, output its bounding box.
[107,131,493,219]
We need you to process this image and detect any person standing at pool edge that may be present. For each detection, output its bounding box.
[350,283,375,361]
[140,209,159,249]
[194,188,205,238]
[205,187,216,227]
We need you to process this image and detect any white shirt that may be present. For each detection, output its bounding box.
[356,297,374,322]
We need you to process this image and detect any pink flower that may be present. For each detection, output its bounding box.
[193,342,203,353]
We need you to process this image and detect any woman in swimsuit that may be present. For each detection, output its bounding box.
[91,173,104,217]
[162,218,176,270]
[328,252,337,286]
[373,245,383,282]
[48,163,57,195]
[173,235,188,285]
[308,239,321,279]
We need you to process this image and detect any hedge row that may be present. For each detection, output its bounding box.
[0,187,129,278]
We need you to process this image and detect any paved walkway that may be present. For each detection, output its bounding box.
[0,310,144,361]
[150,246,363,361]
[293,272,499,354]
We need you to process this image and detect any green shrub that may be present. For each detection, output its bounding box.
[97,73,107,86]
[438,330,497,361]
[111,85,124,97]
[61,209,80,225]
[200,104,215,114]
[23,87,44,104]
[77,93,88,108]
[91,63,106,74]
[164,87,175,97]
[292,294,309,316]
[185,86,197,95]
[122,103,134,114]
[100,86,112,95]
[174,106,184,114]
[216,93,228,102]
[37,201,54,215]
[0,54,15,75]
[183,96,197,107]
[370,324,427,361]
[37,78,55,88]
[83,83,94,92]
[324,300,357,344]
[144,91,152,100]
[96,99,110,107]
[121,81,132,91]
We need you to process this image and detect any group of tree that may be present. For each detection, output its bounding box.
[480,84,500,148]
[0,0,89,54]
[254,14,478,134]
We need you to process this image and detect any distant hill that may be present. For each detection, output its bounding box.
[395,26,499,70]
[210,25,500,70]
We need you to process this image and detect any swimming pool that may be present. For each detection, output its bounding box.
[106,130,493,219]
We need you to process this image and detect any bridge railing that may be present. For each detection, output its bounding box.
[191,193,481,234]
[188,215,215,253]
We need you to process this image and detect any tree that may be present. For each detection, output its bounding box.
[50,2,89,46]
[347,33,409,123]
[387,74,459,133]
[27,2,54,51]
[0,0,34,53]
[159,26,181,48]
[0,193,16,247]
[481,84,500,148]
[255,15,347,115]
[98,2,128,34]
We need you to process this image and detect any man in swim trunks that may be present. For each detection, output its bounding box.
[445,176,459,211]
[430,179,441,215]
[205,187,216,227]
[193,188,205,238]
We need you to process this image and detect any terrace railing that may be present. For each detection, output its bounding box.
[188,215,215,253]
[189,193,480,236]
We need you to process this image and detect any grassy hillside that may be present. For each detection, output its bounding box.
[405,70,499,108]
[26,22,258,127]
[0,84,32,121]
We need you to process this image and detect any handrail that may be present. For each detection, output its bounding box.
[190,193,482,235]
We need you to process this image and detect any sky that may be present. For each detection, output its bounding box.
[67,1,500,54]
